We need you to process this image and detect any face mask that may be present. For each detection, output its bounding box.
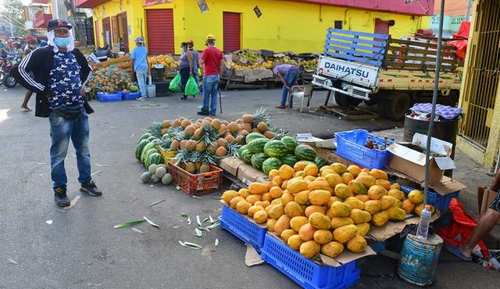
[54,37,70,48]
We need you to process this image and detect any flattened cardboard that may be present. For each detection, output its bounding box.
[429,176,466,195]
[237,163,267,184]
[220,157,244,176]
[319,247,376,267]
[245,245,265,267]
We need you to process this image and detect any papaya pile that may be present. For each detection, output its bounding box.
[222,162,433,259]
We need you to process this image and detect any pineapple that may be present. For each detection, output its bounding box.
[252,107,271,128]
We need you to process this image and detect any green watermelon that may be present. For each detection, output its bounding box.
[246,138,269,154]
[262,158,282,175]
[240,149,253,164]
[245,132,266,144]
[251,153,268,170]
[138,133,152,143]
[281,154,299,167]
[281,136,298,153]
[148,153,163,167]
[315,156,328,168]
[136,139,149,160]
[237,145,248,157]
[295,144,317,161]
[141,141,159,164]
[264,140,288,158]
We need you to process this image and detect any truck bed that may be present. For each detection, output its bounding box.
[378,69,462,91]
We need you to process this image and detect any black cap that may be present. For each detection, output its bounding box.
[47,19,72,31]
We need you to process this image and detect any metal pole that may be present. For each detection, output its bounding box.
[423,0,446,203]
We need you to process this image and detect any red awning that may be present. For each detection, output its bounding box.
[75,0,109,8]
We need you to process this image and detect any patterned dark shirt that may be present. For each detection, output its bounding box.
[48,51,83,110]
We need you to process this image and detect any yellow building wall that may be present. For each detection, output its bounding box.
[91,0,423,54]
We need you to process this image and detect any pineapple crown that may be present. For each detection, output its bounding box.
[227,143,241,157]
[252,107,271,127]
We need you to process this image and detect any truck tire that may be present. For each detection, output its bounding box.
[378,92,410,121]
[335,94,362,107]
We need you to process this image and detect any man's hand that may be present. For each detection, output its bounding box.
[80,87,86,97]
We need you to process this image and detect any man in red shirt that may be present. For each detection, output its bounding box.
[198,35,224,116]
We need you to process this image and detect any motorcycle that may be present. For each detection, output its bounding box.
[0,53,20,88]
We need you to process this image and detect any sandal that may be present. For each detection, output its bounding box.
[445,245,472,261]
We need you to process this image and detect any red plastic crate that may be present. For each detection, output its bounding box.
[167,162,223,195]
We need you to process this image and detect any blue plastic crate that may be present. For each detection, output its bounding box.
[96,92,123,102]
[261,234,360,289]
[335,129,393,169]
[220,206,267,251]
[122,91,141,100]
[400,185,459,213]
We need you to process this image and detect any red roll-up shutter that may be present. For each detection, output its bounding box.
[223,12,241,52]
[146,9,174,55]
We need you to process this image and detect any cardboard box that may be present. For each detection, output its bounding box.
[219,157,244,176]
[237,163,267,184]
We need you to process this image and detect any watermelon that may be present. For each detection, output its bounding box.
[136,139,149,160]
[315,156,328,168]
[138,133,152,143]
[251,153,268,170]
[148,153,163,167]
[281,136,298,153]
[237,145,248,157]
[240,149,253,164]
[141,141,159,164]
[144,149,159,168]
[281,154,299,167]
[295,144,317,161]
[245,132,266,144]
[246,138,269,154]
[262,158,282,175]
[264,140,288,158]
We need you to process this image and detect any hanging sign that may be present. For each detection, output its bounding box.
[144,0,172,7]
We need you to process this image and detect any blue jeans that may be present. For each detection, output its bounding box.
[202,75,219,115]
[280,69,299,106]
[136,70,148,97]
[49,111,91,190]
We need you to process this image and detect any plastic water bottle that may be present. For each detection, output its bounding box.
[416,205,432,240]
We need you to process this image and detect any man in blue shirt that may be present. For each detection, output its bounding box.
[131,37,149,99]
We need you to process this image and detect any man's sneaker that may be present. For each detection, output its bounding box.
[54,187,70,207]
[197,110,209,116]
[80,180,102,197]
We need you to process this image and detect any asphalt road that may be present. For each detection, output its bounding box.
[0,87,498,289]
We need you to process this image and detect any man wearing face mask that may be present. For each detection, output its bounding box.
[14,19,102,207]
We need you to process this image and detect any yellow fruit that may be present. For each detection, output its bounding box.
[287,178,309,194]
[230,196,244,209]
[279,165,295,180]
[314,230,333,245]
[274,215,290,235]
[271,198,282,205]
[376,179,392,190]
[246,194,262,205]
[281,229,296,242]
[388,189,405,201]
[347,235,367,253]
[304,164,319,176]
[294,171,305,178]
[294,190,310,205]
[402,199,415,214]
[350,209,372,224]
[281,180,289,189]
[369,169,388,180]
[269,186,283,199]
[281,192,294,205]
[347,165,362,177]
[342,172,354,184]
[408,190,425,205]
[272,176,283,187]
[300,241,321,258]
[381,195,399,210]
[248,205,264,218]
[309,212,331,230]
[348,181,368,195]
[321,241,344,258]
[325,173,344,188]
[355,174,376,188]
[268,204,284,219]
[253,210,268,224]
[290,216,309,232]
[308,178,331,191]
[304,176,316,183]
[345,197,365,210]
[284,201,304,218]
[390,183,401,190]
[357,223,370,236]
[269,169,279,178]
[388,207,406,221]
[333,224,358,243]
[355,195,370,202]
[304,205,327,217]
[287,234,303,250]
[372,210,390,226]
[294,161,310,171]
[309,189,331,206]
[262,192,273,202]
[299,223,316,241]
[335,183,352,199]
[328,196,341,207]
[414,204,434,216]
[249,182,268,194]
[331,163,347,175]
[368,185,387,200]
[255,200,270,208]
[328,201,352,218]
[267,219,277,232]
[364,200,382,215]
[239,188,250,198]
[331,217,354,229]
[222,190,238,204]
[320,168,336,177]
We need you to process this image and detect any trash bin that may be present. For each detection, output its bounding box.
[151,65,166,83]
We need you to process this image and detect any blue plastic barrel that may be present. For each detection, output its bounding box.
[398,234,443,286]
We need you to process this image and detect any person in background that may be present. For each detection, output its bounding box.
[273,64,300,109]
[130,36,149,100]
[20,39,39,112]
[198,35,223,116]
[179,42,192,100]
[14,19,101,207]
[187,40,200,94]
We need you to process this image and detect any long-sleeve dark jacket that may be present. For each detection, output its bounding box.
[13,46,94,117]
